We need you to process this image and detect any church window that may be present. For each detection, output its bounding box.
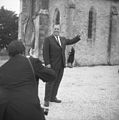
[88,6,96,42]
[53,8,60,25]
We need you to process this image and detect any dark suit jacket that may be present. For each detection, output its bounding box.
[0,55,45,120]
[43,35,80,70]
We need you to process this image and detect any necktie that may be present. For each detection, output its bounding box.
[56,36,61,46]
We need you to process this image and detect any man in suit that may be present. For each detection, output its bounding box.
[43,25,81,106]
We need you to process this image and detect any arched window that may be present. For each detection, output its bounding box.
[53,8,60,25]
[88,6,97,41]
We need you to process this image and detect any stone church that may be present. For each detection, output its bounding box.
[18,0,119,66]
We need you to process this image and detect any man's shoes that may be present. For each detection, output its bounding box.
[44,101,49,107]
[50,98,62,103]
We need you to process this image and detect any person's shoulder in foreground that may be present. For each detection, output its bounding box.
[28,48,56,82]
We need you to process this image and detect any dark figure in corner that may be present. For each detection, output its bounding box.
[67,47,75,68]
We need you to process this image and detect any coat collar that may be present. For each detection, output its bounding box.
[51,35,62,48]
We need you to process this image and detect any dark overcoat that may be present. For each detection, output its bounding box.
[0,55,55,120]
[67,47,75,64]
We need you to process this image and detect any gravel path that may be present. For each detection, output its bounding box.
[38,66,119,120]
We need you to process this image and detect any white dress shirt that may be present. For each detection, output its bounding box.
[55,36,61,46]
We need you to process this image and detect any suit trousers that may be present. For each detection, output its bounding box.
[44,66,64,101]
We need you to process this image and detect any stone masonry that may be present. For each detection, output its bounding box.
[18,0,119,66]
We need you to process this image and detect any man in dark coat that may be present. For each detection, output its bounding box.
[67,47,75,68]
[0,41,56,120]
[43,25,81,106]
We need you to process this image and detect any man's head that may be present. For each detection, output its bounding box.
[53,24,60,37]
[7,40,25,57]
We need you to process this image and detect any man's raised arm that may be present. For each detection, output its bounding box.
[65,35,81,45]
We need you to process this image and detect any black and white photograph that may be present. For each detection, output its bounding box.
[0,0,119,120]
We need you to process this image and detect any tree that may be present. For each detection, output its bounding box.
[0,6,18,49]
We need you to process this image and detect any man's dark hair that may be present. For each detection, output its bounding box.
[7,40,25,57]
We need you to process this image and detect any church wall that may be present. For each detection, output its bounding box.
[19,0,119,66]
[109,4,119,65]
[48,0,119,66]
[73,0,111,66]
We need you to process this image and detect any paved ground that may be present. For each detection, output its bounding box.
[0,60,119,120]
[38,66,119,120]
